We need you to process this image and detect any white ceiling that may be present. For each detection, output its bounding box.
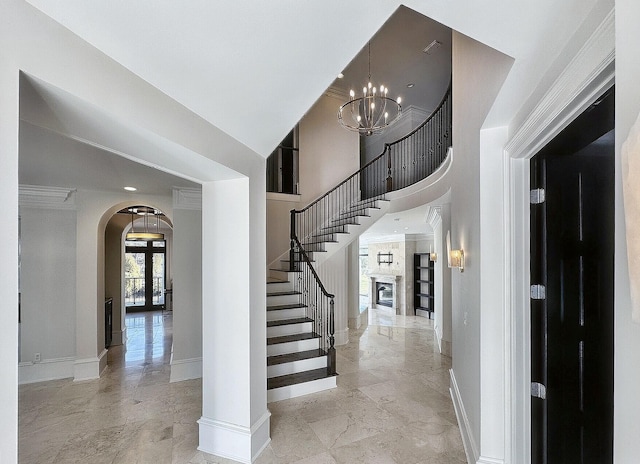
[24,0,600,156]
[327,6,452,116]
[18,0,603,237]
[359,204,433,246]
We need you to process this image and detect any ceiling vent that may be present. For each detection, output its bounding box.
[423,40,442,55]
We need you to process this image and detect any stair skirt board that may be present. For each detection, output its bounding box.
[267,337,320,356]
[267,355,328,378]
[267,375,337,403]
[267,321,314,337]
[266,307,306,321]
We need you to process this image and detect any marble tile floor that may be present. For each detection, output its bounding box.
[19,307,466,464]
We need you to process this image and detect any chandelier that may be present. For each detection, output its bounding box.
[337,42,402,136]
[124,206,165,241]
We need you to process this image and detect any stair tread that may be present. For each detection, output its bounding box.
[267,349,327,366]
[267,291,301,297]
[267,332,320,345]
[267,367,336,390]
[267,303,307,311]
[269,268,303,273]
[267,317,313,327]
[267,279,289,284]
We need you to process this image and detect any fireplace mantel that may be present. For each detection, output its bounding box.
[369,274,402,314]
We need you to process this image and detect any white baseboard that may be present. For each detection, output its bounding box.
[478,457,505,464]
[170,357,202,383]
[335,327,349,346]
[111,328,125,346]
[18,357,74,384]
[73,349,107,381]
[198,410,271,463]
[450,368,479,463]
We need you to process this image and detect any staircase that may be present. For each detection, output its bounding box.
[266,83,452,402]
[266,276,336,402]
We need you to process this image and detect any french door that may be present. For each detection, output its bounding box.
[125,240,166,311]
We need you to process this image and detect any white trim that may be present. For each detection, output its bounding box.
[18,356,75,384]
[478,457,505,464]
[170,357,203,383]
[173,187,202,210]
[503,7,615,463]
[198,410,271,464]
[111,328,125,346]
[73,349,107,381]
[266,192,301,202]
[505,9,614,159]
[450,368,479,464]
[18,185,76,210]
[334,327,349,346]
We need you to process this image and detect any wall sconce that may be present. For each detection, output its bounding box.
[429,244,438,262]
[446,231,464,272]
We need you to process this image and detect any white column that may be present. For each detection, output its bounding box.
[347,241,361,330]
[198,178,269,463]
[479,126,510,461]
[0,66,19,463]
[170,188,203,382]
[74,197,103,380]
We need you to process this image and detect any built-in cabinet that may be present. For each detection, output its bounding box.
[413,253,434,319]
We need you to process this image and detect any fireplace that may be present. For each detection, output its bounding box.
[376,282,394,308]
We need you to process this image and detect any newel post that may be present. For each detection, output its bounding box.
[289,210,296,272]
[327,297,336,375]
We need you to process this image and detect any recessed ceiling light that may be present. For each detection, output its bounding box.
[404,227,409,230]
[407,83,415,88]
[124,186,137,192]
[394,230,398,233]
[337,73,344,79]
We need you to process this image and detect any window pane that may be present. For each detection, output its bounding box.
[125,240,147,247]
[125,252,145,306]
[152,241,165,248]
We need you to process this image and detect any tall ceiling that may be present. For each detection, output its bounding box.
[23,0,601,157]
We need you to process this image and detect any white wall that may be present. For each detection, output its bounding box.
[266,193,300,266]
[19,206,76,381]
[299,94,360,206]
[171,204,203,382]
[450,31,513,461]
[615,0,640,460]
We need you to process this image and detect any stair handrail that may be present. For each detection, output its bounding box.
[289,228,336,375]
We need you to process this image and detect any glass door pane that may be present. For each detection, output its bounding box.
[125,252,146,307]
[152,253,165,306]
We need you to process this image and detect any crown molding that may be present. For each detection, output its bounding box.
[505,8,614,159]
[19,185,76,210]
[173,188,202,210]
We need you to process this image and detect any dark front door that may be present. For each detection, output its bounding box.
[530,88,614,464]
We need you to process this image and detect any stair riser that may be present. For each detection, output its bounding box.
[266,294,300,306]
[267,356,327,378]
[267,375,337,403]
[267,338,319,356]
[267,322,314,338]
[267,308,307,321]
[267,282,294,292]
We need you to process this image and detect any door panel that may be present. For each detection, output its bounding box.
[530,88,614,464]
